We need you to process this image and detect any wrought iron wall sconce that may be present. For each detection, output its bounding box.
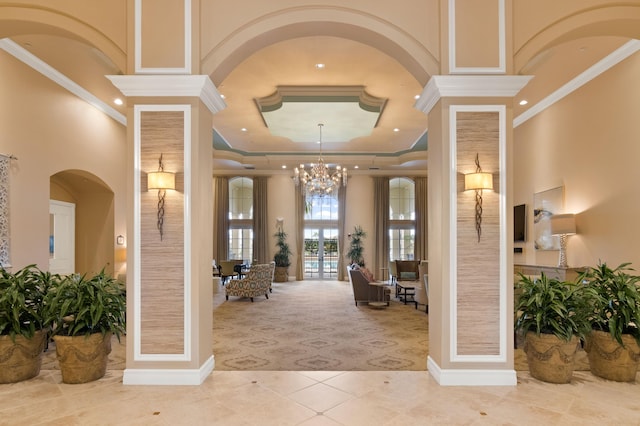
[147,153,175,241]
[550,213,577,268]
[464,153,493,242]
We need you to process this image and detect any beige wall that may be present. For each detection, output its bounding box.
[1,50,127,273]
[514,51,640,269]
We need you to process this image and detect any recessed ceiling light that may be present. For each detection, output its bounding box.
[519,100,528,106]
[354,165,359,169]
[281,165,287,169]
[220,94,226,99]
[414,95,420,100]
[393,128,400,132]
[315,63,325,69]
[114,98,123,105]
[241,128,247,132]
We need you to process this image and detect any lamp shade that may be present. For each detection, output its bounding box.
[147,171,175,190]
[550,213,576,235]
[464,172,493,191]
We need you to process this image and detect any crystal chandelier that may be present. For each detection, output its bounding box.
[293,123,347,196]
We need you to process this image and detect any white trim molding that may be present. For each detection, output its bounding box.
[123,356,214,385]
[0,39,126,125]
[514,39,640,127]
[134,0,192,74]
[428,357,517,386]
[415,75,532,115]
[107,75,227,115]
[133,104,192,363]
[448,0,506,74]
[449,104,509,365]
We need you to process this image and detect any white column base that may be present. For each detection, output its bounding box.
[427,356,517,386]
[123,355,215,385]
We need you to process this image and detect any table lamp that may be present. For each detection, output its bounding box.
[550,213,576,268]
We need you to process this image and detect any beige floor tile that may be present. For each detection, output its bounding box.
[288,382,354,413]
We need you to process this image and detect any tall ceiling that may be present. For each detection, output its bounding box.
[3,31,635,173]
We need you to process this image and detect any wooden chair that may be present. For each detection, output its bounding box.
[218,260,243,285]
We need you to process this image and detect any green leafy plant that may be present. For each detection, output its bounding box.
[44,269,126,340]
[346,225,366,266]
[273,229,292,268]
[0,265,58,340]
[515,272,594,342]
[581,262,640,346]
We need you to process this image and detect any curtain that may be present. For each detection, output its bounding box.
[414,176,428,262]
[212,176,229,264]
[337,184,347,281]
[252,176,268,264]
[373,176,390,280]
[295,183,305,280]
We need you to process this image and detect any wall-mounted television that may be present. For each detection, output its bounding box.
[514,204,526,242]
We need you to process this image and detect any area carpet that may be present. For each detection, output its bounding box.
[41,278,543,372]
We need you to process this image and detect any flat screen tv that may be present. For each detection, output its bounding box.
[514,204,526,242]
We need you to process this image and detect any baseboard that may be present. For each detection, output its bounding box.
[427,356,517,386]
[123,355,215,385]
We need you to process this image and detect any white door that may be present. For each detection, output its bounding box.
[49,200,75,274]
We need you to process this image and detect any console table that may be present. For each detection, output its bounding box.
[514,264,586,282]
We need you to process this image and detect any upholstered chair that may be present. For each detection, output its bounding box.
[225,263,273,302]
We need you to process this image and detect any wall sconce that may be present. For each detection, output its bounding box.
[550,213,576,268]
[116,235,125,246]
[464,153,493,242]
[276,217,284,231]
[147,153,175,241]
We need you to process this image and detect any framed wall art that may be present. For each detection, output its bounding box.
[533,186,564,250]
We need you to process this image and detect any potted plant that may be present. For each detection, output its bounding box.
[581,262,640,382]
[0,265,56,383]
[44,269,125,384]
[273,229,292,282]
[346,225,366,267]
[514,272,594,383]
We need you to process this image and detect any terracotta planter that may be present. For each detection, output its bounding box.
[524,332,580,384]
[0,330,47,383]
[585,330,640,382]
[273,266,288,282]
[54,332,112,384]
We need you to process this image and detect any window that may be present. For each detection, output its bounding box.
[389,177,415,260]
[228,177,253,263]
[303,193,339,279]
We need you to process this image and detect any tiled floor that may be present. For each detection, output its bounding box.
[0,369,639,425]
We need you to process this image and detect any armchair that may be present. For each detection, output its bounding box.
[347,265,390,306]
[219,259,243,285]
[415,260,428,313]
[225,263,273,302]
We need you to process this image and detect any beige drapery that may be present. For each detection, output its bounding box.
[373,176,390,280]
[295,184,305,280]
[212,176,229,264]
[337,185,347,281]
[252,176,269,263]
[414,176,428,261]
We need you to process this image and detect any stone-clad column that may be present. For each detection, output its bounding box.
[108,0,226,385]
[415,0,530,385]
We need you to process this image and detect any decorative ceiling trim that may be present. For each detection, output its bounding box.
[0,38,126,125]
[107,75,227,114]
[514,39,640,127]
[256,85,387,112]
[414,75,533,115]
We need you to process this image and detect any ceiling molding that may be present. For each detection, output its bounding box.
[107,75,227,114]
[514,39,640,128]
[415,75,533,115]
[0,38,126,125]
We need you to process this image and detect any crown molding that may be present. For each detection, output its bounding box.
[0,38,126,125]
[107,75,227,114]
[415,75,533,114]
[514,39,640,127]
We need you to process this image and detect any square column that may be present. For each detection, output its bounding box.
[416,75,530,385]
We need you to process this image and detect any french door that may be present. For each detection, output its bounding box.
[303,227,338,279]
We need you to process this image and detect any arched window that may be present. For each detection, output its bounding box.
[228,177,253,263]
[389,177,415,260]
